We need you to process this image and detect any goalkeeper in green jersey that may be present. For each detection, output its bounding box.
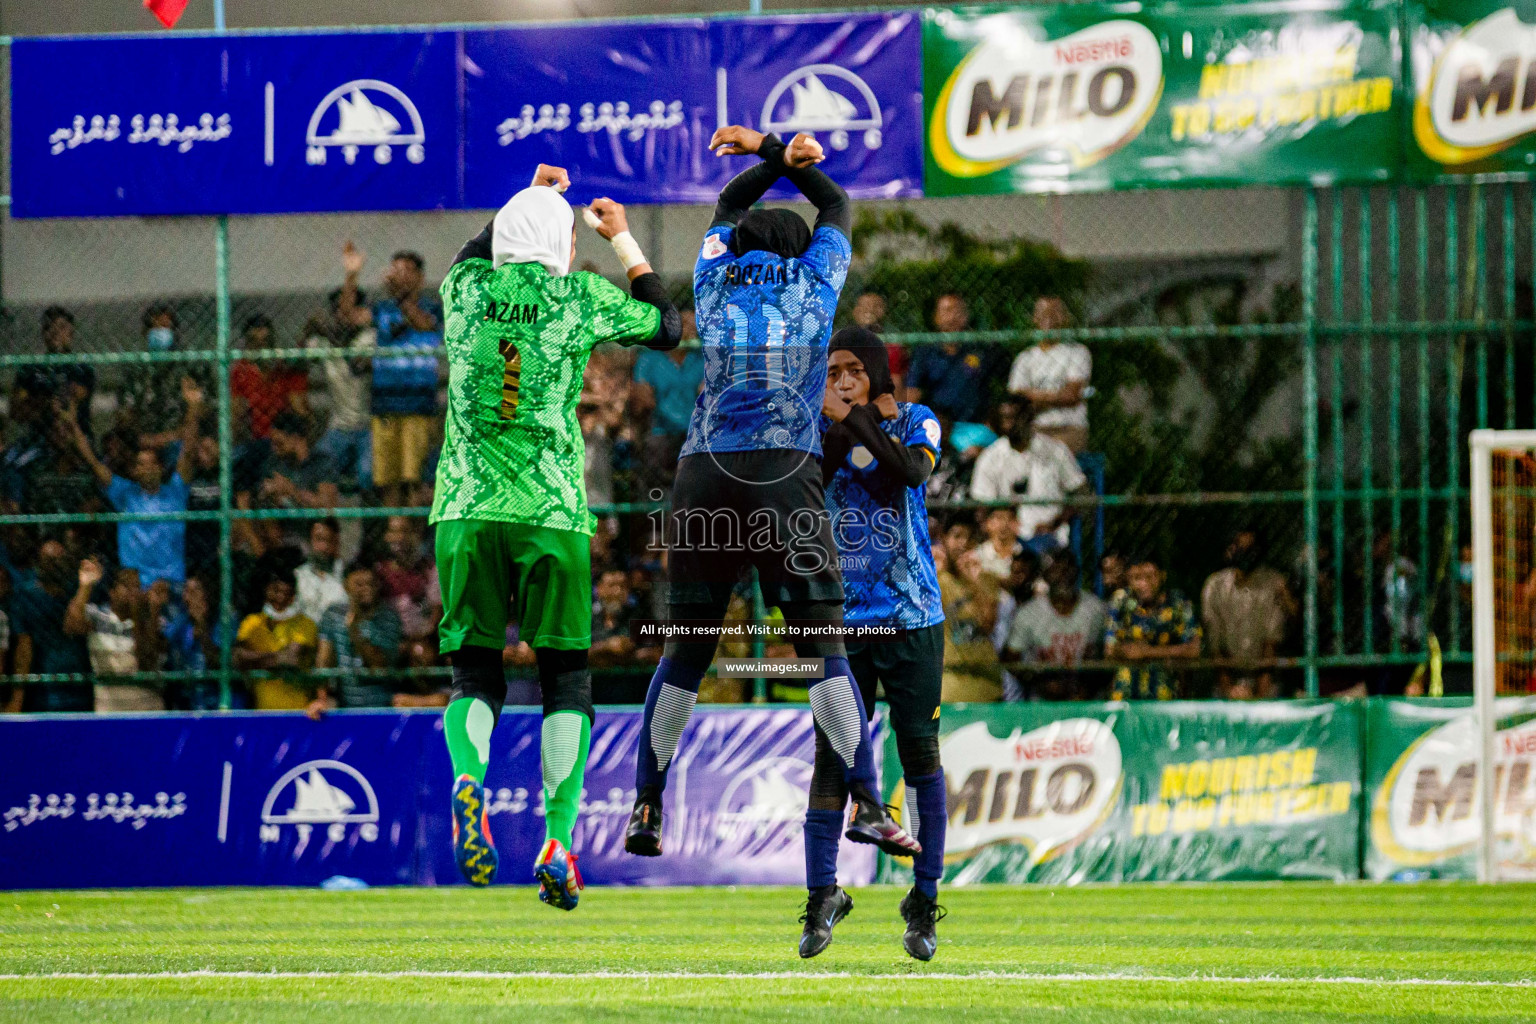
[432,163,682,908]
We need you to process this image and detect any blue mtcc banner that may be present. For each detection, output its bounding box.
[10,14,923,217]
[0,709,877,889]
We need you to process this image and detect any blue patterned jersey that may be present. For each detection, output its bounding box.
[824,402,946,630]
[681,223,852,458]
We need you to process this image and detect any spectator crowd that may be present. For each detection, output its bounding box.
[0,247,1425,713]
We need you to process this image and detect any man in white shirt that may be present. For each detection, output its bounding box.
[1004,550,1107,701]
[1008,297,1090,453]
[970,397,1088,553]
[295,517,349,624]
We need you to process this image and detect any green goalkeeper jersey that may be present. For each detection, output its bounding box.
[429,259,660,534]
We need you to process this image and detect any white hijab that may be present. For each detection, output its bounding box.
[492,185,574,276]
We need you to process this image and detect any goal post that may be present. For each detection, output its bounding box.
[1469,429,1536,882]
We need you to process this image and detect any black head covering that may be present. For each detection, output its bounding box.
[829,326,895,400]
[734,209,812,259]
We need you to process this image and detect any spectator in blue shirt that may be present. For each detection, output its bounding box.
[632,308,704,495]
[162,574,233,710]
[906,293,999,425]
[4,539,92,713]
[68,377,203,588]
[337,242,442,507]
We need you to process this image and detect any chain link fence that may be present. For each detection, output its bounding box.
[3,149,1531,708]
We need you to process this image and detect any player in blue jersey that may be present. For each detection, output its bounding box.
[800,327,948,961]
[625,127,916,864]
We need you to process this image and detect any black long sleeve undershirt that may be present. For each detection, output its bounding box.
[711,135,789,227]
[782,160,851,239]
[451,221,680,350]
[821,403,936,490]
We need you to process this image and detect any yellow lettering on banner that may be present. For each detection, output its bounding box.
[1161,764,1189,801]
[1200,64,1227,99]
[1188,103,1211,137]
[1150,801,1171,836]
[1256,791,1276,822]
[1234,756,1257,792]
[1170,105,1190,141]
[1172,799,1196,832]
[1234,792,1254,826]
[1292,784,1315,816]
[1291,747,1318,787]
[1217,795,1235,827]
[1209,758,1234,796]
[1330,781,1353,814]
[1132,803,1149,837]
[1256,754,1271,791]
[1195,797,1217,831]
[1269,751,1292,790]
[1185,760,1210,799]
[1369,78,1392,113]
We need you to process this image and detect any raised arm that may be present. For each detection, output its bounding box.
[67,418,113,491]
[455,165,572,267]
[780,136,851,239]
[707,127,789,227]
[585,198,683,352]
[175,377,205,484]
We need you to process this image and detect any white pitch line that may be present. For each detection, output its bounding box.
[1,971,1533,989]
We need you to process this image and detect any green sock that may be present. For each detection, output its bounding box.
[541,710,591,848]
[444,697,496,785]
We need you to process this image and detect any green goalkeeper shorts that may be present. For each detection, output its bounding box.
[436,518,592,654]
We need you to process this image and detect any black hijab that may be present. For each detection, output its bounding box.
[829,326,895,400]
[733,209,812,259]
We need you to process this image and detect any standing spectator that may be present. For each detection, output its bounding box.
[1008,296,1091,453]
[1373,532,1425,695]
[119,303,211,452]
[308,290,376,493]
[970,397,1088,553]
[163,575,228,710]
[309,563,403,715]
[230,314,310,443]
[40,307,96,438]
[234,566,318,710]
[579,356,628,510]
[939,548,1005,702]
[65,560,165,712]
[905,293,998,424]
[5,540,93,713]
[374,515,439,643]
[338,243,442,508]
[1,374,89,517]
[852,292,905,396]
[1106,555,1201,700]
[632,310,704,497]
[1005,551,1108,701]
[294,517,348,625]
[1201,530,1294,699]
[67,378,202,588]
[973,506,1022,580]
[1101,551,1129,600]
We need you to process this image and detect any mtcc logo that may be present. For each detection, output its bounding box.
[260,759,380,845]
[761,64,884,152]
[306,79,426,166]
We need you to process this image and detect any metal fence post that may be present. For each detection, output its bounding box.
[1302,190,1320,697]
[213,0,235,710]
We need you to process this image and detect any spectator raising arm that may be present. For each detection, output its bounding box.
[175,377,205,484]
[338,241,373,328]
[62,557,103,639]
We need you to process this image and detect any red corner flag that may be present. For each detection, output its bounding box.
[144,0,190,28]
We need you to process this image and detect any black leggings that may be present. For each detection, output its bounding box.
[450,645,592,723]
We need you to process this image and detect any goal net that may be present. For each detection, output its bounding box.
[1469,430,1536,881]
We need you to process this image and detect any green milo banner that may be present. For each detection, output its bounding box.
[1364,695,1536,880]
[921,0,1402,194]
[1406,0,1536,175]
[881,700,1362,885]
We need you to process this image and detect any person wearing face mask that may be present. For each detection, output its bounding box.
[4,539,94,713]
[233,566,318,710]
[294,518,348,624]
[121,303,213,452]
[428,163,682,907]
[969,397,1089,554]
[1200,529,1294,700]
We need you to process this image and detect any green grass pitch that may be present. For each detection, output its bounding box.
[2,882,1534,1022]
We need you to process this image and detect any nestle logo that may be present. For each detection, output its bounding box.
[1014,737,1094,761]
[1054,38,1134,66]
